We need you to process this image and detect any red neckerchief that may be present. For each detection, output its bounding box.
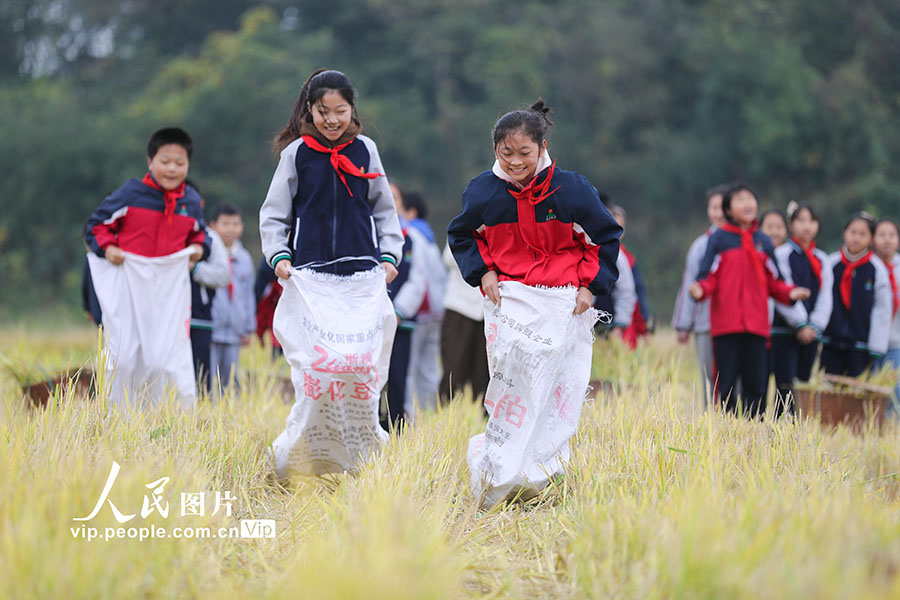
[228,256,235,300]
[883,257,899,317]
[301,135,381,197]
[791,236,822,289]
[507,161,559,206]
[839,247,874,310]
[142,173,185,221]
[720,221,766,287]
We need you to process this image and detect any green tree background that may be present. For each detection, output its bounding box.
[2,0,898,321]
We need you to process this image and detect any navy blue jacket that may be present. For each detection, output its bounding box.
[772,241,832,336]
[259,135,404,276]
[823,250,892,355]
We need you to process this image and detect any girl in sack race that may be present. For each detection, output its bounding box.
[259,69,404,479]
[447,99,623,507]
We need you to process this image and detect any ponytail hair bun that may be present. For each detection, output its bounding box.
[492,97,555,148]
[529,98,553,127]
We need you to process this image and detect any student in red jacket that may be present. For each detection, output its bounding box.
[689,182,809,417]
[85,128,208,264]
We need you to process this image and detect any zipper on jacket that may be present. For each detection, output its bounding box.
[332,167,338,261]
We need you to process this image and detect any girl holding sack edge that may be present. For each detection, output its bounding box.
[448,99,623,506]
[259,69,404,478]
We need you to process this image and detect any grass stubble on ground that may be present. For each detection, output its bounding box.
[1,323,900,599]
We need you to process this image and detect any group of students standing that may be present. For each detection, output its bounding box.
[673,183,900,417]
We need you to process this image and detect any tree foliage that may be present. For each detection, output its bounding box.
[2,1,899,318]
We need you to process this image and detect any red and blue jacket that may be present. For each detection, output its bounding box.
[85,175,207,258]
[447,155,622,296]
[695,221,795,338]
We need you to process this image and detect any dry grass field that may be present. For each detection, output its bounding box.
[2,323,900,599]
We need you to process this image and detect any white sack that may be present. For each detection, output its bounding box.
[272,268,396,477]
[468,281,598,507]
[87,248,196,412]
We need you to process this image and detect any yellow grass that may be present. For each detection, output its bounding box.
[2,324,900,599]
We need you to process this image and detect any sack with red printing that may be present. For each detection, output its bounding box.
[468,281,598,507]
[271,268,396,477]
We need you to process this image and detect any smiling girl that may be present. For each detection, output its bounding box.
[770,204,833,414]
[448,99,622,308]
[261,69,402,279]
[448,99,622,504]
[259,69,404,478]
[821,213,892,377]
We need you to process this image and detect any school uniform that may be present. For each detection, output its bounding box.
[403,219,447,416]
[259,134,403,275]
[384,227,427,429]
[594,249,636,329]
[86,175,208,259]
[209,239,256,392]
[771,239,833,413]
[447,152,622,298]
[695,221,796,416]
[190,228,230,392]
[821,248,892,376]
[672,228,716,403]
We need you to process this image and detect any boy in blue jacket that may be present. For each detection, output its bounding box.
[209,204,256,393]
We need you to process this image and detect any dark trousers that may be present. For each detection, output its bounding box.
[820,344,872,378]
[771,336,819,416]
[190,328,212,394]
[383,327,412,431]
[439,309,490,404]
[713,333,768,417]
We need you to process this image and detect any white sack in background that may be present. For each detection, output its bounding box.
[87,248,196,412]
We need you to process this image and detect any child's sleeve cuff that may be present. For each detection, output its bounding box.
[381,254,397,267]
[271,253,292,269]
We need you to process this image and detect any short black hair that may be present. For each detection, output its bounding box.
[597,192,611,207]
[211,203,241,222]
[721,181,758,219]
[147,127,193,159]
[401,191,428,220]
